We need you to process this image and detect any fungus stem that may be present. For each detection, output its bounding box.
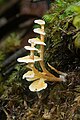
[39,24,45,71]
[40,24,45,60]
[39,24,52,74]
[30,43,34,60]
[47,63,67,76]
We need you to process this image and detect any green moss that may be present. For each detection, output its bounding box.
[43,0,80,71]
[1,33,20,53]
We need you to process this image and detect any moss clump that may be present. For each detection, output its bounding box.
[43,0,80,71]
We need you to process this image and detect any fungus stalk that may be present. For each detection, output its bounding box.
[40,27,44,60]
[29,43,35,72]
[30,43,34,60]
[38,21,59,77]
[37,22,49,73]
[39,24,46,72]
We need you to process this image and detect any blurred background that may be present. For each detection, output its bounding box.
[0,0,51,75]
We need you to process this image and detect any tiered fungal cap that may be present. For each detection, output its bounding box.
[17,38,44,63]
[17,55,41,63]
[24,46,39,51]
[28,38,46,45]
[34,19,45,25]
[23,71,35,79]
[17,19,46,92]
[29,78,47,92]
[33,28,45,35]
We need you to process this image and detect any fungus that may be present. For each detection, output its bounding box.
[24,45,40,53]
[23,71,35,79]
[17,19,67,92]
[29,78,47,92]
[17,56,34,63]
[33,28,45,35]
[24,46,39,51]
[27,75,40,82]
[28,38,46,46]
[34,19,45,25]
[17,55,41,63]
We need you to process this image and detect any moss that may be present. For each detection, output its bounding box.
[43,0,80,71]
[0,33,20,56]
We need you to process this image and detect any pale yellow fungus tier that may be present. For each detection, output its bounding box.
[33,28,45,35]
[34,19,45,25]
[23,71,35,79]
[28,38,46,45]
[24,46,39,51]
[17,55,42,63]
[29,78,47,92]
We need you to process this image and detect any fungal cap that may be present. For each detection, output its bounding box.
[17,55,34,63]
[27,75,40,81]
[24,46,39,51]
[17,55,41,63]
[33,28,45,35]
[28,38,46,45]
[29,78,47,92]
[23,71,34,79]
[34,19,45,25]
